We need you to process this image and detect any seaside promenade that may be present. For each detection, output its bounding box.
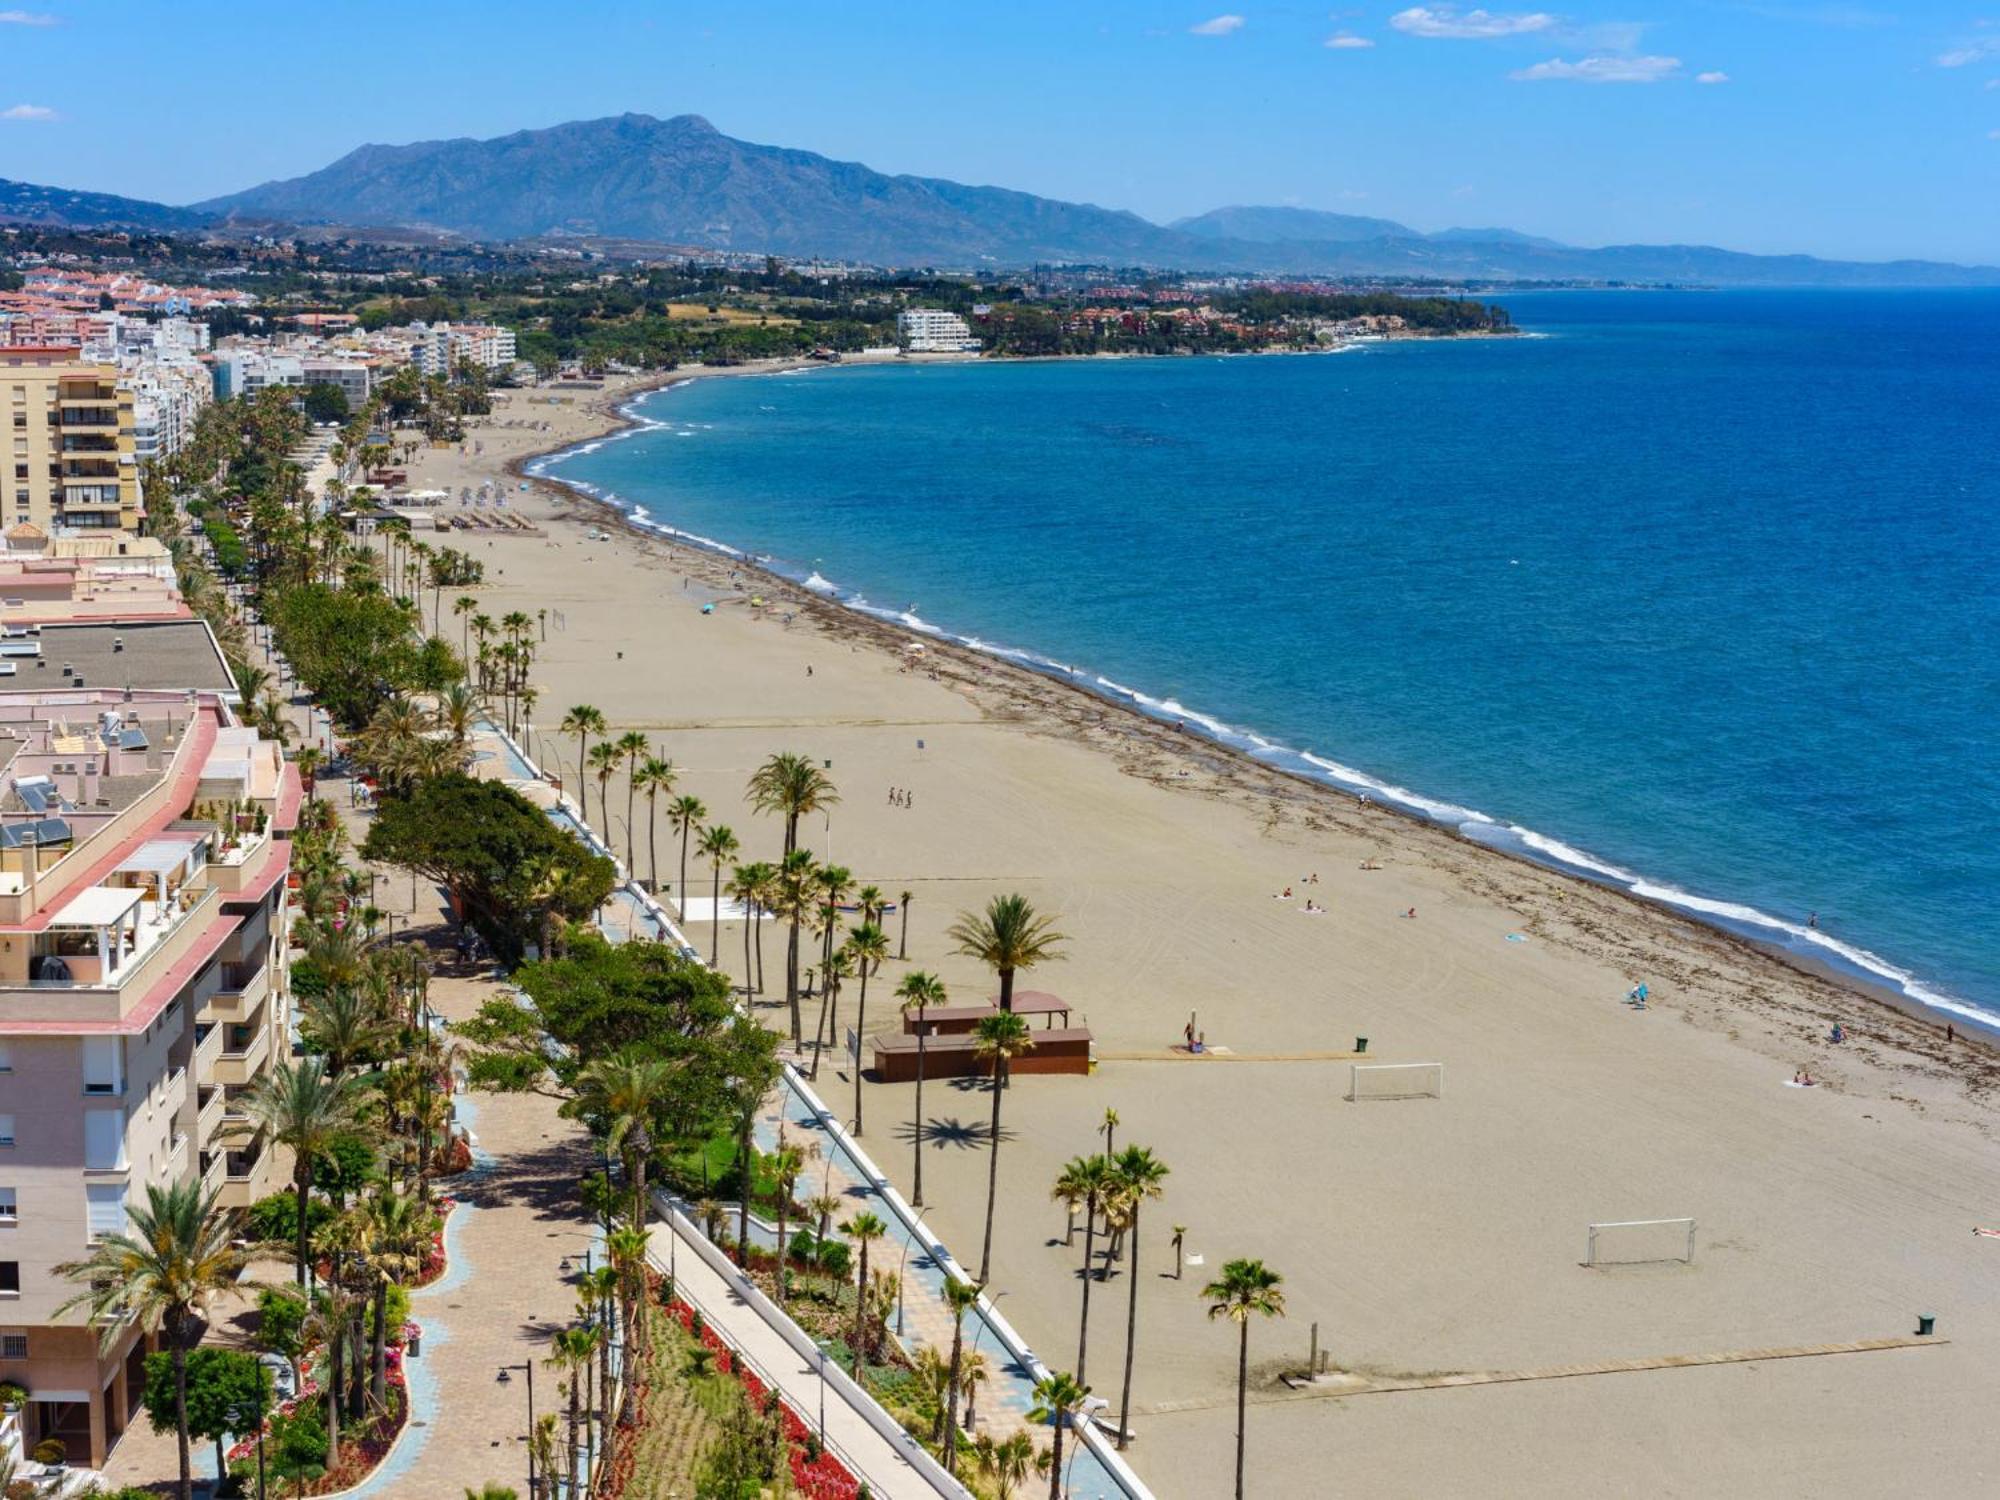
[336,377,2000,1497]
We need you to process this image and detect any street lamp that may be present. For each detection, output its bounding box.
[970,1290,1008,1358]
[498,1360,538,1497]
[1069,1397,1111,1494]
[814,1339,833,1448]
[894,1209,931,1337]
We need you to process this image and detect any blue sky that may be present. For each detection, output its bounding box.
[1,2,1995,262]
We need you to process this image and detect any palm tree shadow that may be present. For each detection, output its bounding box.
[891,1117,1013,1151]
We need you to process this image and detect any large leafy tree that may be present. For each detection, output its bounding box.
[141,1347,271,1484]
[55,1184,253,1500]
[361,774,616,964]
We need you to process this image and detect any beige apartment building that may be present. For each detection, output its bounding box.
[0,652,297,1465]
[3,347,143,537]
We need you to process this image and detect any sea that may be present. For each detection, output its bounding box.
[536,290,2000,1029]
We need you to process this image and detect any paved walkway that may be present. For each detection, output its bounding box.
[646,1212,954,1500]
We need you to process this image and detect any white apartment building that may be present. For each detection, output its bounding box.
[896,308,982,353]
[409,322,518,376]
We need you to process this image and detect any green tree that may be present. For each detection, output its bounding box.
[588,740,622,843]
[236,1058,368,1285]
[1203,1258,1287,1500]
[842,922,889,1135]
[696,824,740,966]
[1056,1155,1117,1385]
[896,971,947,1207]
[1111,1145,1169,1450]
[668,793,707,909]
[948,893,1068,1012]
[941,1276,982,1473]
[775,847,818,1044]
[559,704,607,821]
[302,382,350,424]
[840,1211,888,1381]
[54,1183,253,1500]
[632,754,677,892]
[257,1285,311,1391]
[615,730,650,873]
[1028,1370,1091,1500]
[141,1346,271,1483]
[972,1011,1035,1284]
[575,1053,679,1225]
[744,750,840,859]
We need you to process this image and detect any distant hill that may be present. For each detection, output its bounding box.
[0,177,211,233]
[3,114,1992,287]
[1173,205,1418,244]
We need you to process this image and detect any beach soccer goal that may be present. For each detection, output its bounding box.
[1346,1063,1444,1101]
[1585,1218,1696,1268]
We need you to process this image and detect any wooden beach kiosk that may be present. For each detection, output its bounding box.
[873,990,1093,1081]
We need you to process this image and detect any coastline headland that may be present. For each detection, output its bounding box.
[419,360,2000,1496]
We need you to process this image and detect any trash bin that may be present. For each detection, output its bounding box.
[1355,1037,1369,1054]
[1917,1313,1936,1337]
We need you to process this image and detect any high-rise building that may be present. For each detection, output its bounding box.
[895,308,981,353]
[2,349,143,536]
[0,623,298,1467]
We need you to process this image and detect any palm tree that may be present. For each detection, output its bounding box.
[548,1324,595,1497]
[1101,1108,1120,1158]
[359,1189,437,1406]
[667,794,707,909]
[841,1211,888,1381]
[615,730,650,873]
[54,1183,251,1500]
[960,1349,993,1433]
[237,1058,368,1284]
[1058,1154,1117,1384]
[770,1140,806,1306]
[696,824,740,966]
[295,744,324,801]
[745,750,840,859]
[587,741,622,845]
[940,1275,981,1471]
[949,893,1068,1012]
[896,971,947,1207]
[1028,1370,1092,1500]
[560,704,606,818]
[775,848,818,1043]
[607,1223,651,1376]
[1171,1225,1189,1280]
[453,594,479,664]
[813,864,855,1017]
[632,755,676,892]
[810,947,853,1083]
[1111,1146,1169,1450]
[298,986,390,1076]
[1203,1258,1287,1500]
[972,1011,1035,1283]
[725,863,764,1000]
[576,1053,678,1226]
[842,922,889,1134]
[977,1429,1039,1500]
[896,888,914,959]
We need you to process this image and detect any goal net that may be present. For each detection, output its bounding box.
[1585,1218,1696,1267]
[1347,1063,1444,1101]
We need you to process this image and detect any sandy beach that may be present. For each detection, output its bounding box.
[402,367,2000,1497]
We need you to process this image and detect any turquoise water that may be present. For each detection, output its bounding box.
[539,291,2000,1026]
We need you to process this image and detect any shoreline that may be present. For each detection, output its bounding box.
[510,359,1993,1050]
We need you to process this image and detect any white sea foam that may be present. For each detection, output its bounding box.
[803,572,838,595]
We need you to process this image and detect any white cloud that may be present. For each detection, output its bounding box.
[0,10,57,23]
[1189,13,1245,35]
[1511,53,1682,81]
[1696,70,1730,83]
[1990,128,2000,139]
[1,103,57,120]
[1937,37,2000,68]
[1391,6,1557,38]
[1325,30,1374,47]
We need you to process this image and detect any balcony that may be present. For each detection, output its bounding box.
[57,406,120,429]
[209,1020,269,1087]
[194,1019,223,1075]
[161,1064,188,1121]
[60,486,125,511]
[200,961,269,1024]
[198,1145,227,1198]
[205,829,271,892]
[195,1083,225,1146]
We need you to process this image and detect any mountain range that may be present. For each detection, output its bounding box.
[4,112,1994,287]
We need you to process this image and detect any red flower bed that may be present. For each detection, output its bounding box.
[406,1197,456,1288]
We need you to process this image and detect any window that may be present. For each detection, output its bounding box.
[0,1189,13,1221]
[83,1109,123,1170]
[0,1334,24,1360]
[0,1041,10,1072]
[0,1264,17,1296]
[0,1117,13,1148]
[85,1184,125,1241]
[82,1036,122,1096]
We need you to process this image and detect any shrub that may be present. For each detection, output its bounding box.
[246,1190,333,1245]
[31,1438,65,1464]
[785,1230,817,1264]
[815,1240,851,1279]
[0,1380,24,1407]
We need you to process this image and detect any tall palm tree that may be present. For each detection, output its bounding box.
[770,1140,805,1307]
[298,986,391,1077]
[810,947,853,1083]
[358,1189,437,1406]
[237,1058,368,1284]
[776,848,818,1043]
[607,1223,651,1376]
[560,705,606,819]
[1028,1370,1091,1500]
[54,1183,252,1500]
[632,755,677,892]
[1203,1258,1287,1500]
[948,893,1068,1012]
[548,1324,595,1498]
[745,750,841,859]
[576,1053,678,1226]
[667,794,707,909]
[840,1211,888,1381]
[1058,1154,1117,1384]
[842,922,889,1134]
[615,730,650,873]
[814,864,855,1005]
[453,594,479,665]
[972,1011,1035,1283]
[749,862,782,995]
[940,1275,981,1472]
[977,1430,1039,1500]
[896,888,915,960]
[896,971,947,1207]
[696,824,740,966]
[587,741,622,845]
[1112,1146,1169,1450]
[725,863,764,1000]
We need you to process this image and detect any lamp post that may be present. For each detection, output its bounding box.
[894,1209,930,1337]
[1070,1397,1110,1494]
[970,1290,1008,1358]
[815,1340,832,1448]
[498,1360,538,1497]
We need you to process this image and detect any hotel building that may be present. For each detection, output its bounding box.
[3,349,143,537]
[895,308,981,353]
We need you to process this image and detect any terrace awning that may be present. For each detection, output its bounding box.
[49,884,145,928]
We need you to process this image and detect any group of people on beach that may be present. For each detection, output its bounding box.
[887,786,916,809]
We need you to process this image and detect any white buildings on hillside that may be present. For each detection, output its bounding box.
[896,308,981,353]
[410,322,518,376]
